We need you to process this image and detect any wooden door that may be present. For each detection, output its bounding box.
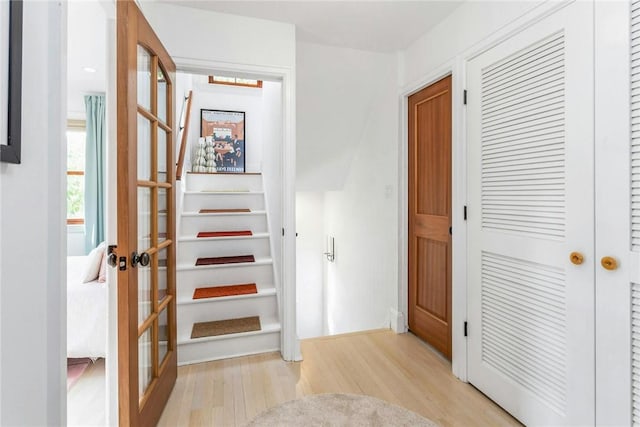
[117,2,177,426]
[466,2,594,425]
[408,75,452,359]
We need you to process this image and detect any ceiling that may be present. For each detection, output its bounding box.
[156,1,463,53]
[66,1,462,116]
[67,0,107,119]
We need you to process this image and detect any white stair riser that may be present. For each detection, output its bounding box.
[183,193,265,211]
[176,264,274,293]
[186,173,263,192]
[177,331,280,365]
[177,298,278,337]
[177,238,271,264]
[180,214,268,235]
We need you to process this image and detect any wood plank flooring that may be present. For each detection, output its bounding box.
[158,329,520,426]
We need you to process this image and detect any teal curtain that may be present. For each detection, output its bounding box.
[84,95,106,253]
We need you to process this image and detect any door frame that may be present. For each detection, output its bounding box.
[171,55,300,362]
[398,61,466,379]
[397,0,577,383]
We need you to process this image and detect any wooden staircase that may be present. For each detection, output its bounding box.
[176,172,280,365]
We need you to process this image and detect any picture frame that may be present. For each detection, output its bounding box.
[0,0,22,164]
[199,109,245,173]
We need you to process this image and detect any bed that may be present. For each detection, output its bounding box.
[67,256,108,359]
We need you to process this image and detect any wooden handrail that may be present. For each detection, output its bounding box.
[175,90,193,180]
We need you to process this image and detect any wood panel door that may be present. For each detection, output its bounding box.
[117,1,177,426]
[408,75,452,359]
[466,2,594,425]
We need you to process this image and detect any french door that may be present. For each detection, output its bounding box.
[116,1,177,426]
[466,2,594,425]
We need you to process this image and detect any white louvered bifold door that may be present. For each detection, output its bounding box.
[627,1,640,424]
[466,2,594,425]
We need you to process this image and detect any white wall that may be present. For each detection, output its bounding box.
[67,225,85,255]
[0,1,66,424]
[186,74,264,173]
[400,1,542,87]
[140,3,295,69]
[261,80,283,291]
[295,191,325,338]
[296,42,394,191]
[296,42,398,335]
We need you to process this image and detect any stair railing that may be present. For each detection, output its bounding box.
[176,90,193,180]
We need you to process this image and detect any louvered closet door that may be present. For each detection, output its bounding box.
[466,2,594,425]
[629,1,640,423]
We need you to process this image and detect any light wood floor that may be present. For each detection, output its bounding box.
[158,329,519,426]
[67,358,106,427]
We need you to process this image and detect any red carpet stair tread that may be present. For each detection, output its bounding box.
[197,230,253,238]
[193,283,258,299]
[195,255,255,266]
[191,316,262,339]
[199,208,251,214]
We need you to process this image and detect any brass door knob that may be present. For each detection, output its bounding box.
[570,252,584,265]
[601,256,618,271]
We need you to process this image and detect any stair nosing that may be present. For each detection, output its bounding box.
[177,258,272,271]
[181,210,267,217]
[186,171,262,175]
[179,232,269,242]
[177,322,281,345]
[177,288,276,305]
[184,190,264,196]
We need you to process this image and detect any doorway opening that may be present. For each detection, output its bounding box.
[66,0,109,425]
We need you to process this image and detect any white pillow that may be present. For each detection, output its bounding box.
[82,242,106,283]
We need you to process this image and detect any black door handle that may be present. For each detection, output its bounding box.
[131,251,150,267]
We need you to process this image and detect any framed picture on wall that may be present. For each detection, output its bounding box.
[200,109,245,173]
[0,0,22,164]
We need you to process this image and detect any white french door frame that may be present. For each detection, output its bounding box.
[169,56,300,362]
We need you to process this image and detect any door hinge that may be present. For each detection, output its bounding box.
[463,89,467,105]
[282,228,285,236]
[464,321,468,337]
[464,205,467,221]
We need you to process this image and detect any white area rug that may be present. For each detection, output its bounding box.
[246,393,438,426]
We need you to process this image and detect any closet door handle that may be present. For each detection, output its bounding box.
[601,256,618,271]
[569,252,584,265]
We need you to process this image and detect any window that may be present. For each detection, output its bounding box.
[67,120,86,225]
[208,75,262,88]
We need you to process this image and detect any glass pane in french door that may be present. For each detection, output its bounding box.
[138,327,152,399]
[137,45,151,111]
[158,306,169,366]
[157,247,167,303]
[158,127,167,182]
[157,66,167,124]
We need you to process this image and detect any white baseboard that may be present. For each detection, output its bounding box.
[389,307,407,333]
